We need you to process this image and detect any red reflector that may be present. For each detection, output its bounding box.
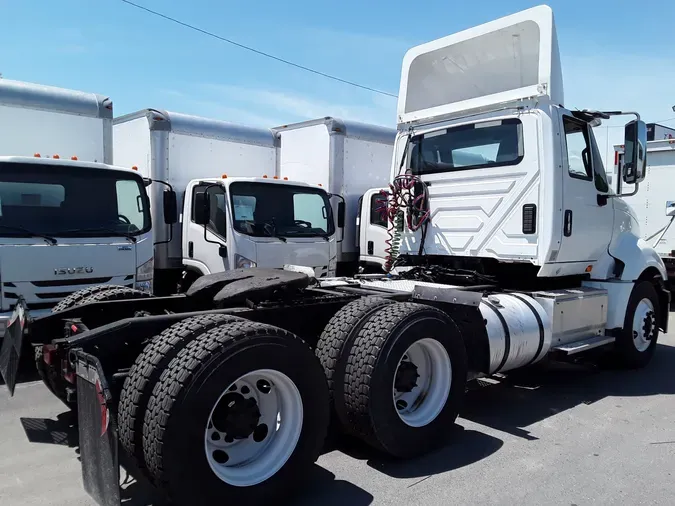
[614,151,618,166]
[42,345,56,365]
[71,324,79,333]
[64,371,76,384]
[95,380,109,436]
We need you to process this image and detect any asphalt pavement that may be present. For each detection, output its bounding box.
[1,319,674,506]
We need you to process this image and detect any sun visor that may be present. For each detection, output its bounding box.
[397,5,563,124]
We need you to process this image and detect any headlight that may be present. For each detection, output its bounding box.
[235,254,257,269]
[135,258,154,293]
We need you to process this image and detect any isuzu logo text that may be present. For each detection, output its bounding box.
[54,267,94,275]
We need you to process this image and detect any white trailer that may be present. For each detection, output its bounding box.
[113,109,338,294]
[273,117,396,274]
[0,80,157,334]
[611,138,675,285]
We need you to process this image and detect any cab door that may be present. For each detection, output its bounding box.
[358,188,390,270]
[555,112,614,266]
[183,181,230,275]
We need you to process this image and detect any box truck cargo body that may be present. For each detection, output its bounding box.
[612,139,675,283]
[0,80,153,335]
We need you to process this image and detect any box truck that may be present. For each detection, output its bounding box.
[2,6,670,506]
[272,117,396,274]
[0,79,165,335]
[113,109,339,294]
[611,138,675,285]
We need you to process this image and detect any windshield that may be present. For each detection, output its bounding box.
[410,118,523,175]
[0,162,150,239]
[229,181,334,238]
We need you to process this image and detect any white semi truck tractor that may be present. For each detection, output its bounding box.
[0,5,669,506]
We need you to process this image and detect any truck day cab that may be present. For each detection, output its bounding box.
[0,79,158,335]
[0,5,670,506]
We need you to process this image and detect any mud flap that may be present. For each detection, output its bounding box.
[73,350,121,506]
[0,298,28,396]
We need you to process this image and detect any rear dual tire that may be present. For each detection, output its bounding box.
[118,318,329,506]
[317,300,468,458]
[37,285,151,406]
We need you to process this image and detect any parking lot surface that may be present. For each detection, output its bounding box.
[1,318,674,506]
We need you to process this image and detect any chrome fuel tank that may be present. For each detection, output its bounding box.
[479,293,552,374]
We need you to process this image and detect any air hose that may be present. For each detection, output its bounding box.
[378,174,430,272]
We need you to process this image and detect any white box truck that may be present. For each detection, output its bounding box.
[611,138,675,285]
[272,117,396,274]
[0,79,163,335]
[113,109,339,294]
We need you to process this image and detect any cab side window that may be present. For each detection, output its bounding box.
[563,116,610,193]
[563,116,593,181]
[370,193,388,228]
[191,184,228,239]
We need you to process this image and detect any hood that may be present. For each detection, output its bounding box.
[0,239,138,311]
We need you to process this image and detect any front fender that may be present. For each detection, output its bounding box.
[610,232,668,281]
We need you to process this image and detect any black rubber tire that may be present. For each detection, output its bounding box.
[77,286,152,305]
[51,284,130,313]
[315,296,396,430]
[37,286,152,406]
[142,321,329,506]
[614,280,661,369]
[118,313,244,475]
[342,302,468,458]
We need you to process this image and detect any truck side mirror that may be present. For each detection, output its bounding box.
[193,192,210,226]
[163,190,178,225]
[622,119,648,185]
[667,201,675,217]
[337,201,346,228]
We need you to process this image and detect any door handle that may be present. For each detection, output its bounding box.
[367,241,374,255]
[188,241,194,258]
[564,210,573,237]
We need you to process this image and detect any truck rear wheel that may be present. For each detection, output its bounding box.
[37,286,152,406]
[118,313,244,474]
[342,302,468,458]
[50,284,130,313]
[315,296,396,429]
[142,321,329,506]
[614,280,661,369]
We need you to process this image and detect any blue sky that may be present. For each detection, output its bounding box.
[1,0,674,164]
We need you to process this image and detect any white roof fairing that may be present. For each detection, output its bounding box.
[397,5,564,124]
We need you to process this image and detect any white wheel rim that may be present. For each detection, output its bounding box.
[392,338,451,427]
[632,298,656,353]
[204,369,303,487]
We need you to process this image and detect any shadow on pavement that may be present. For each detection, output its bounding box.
[20,410,78,447]
[461,343,675,440]
[291,465,374,506]
[325,423,503,480]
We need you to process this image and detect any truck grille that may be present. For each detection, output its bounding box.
[3,274,135,311]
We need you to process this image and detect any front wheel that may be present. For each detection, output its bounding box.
[614,281,661,369]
